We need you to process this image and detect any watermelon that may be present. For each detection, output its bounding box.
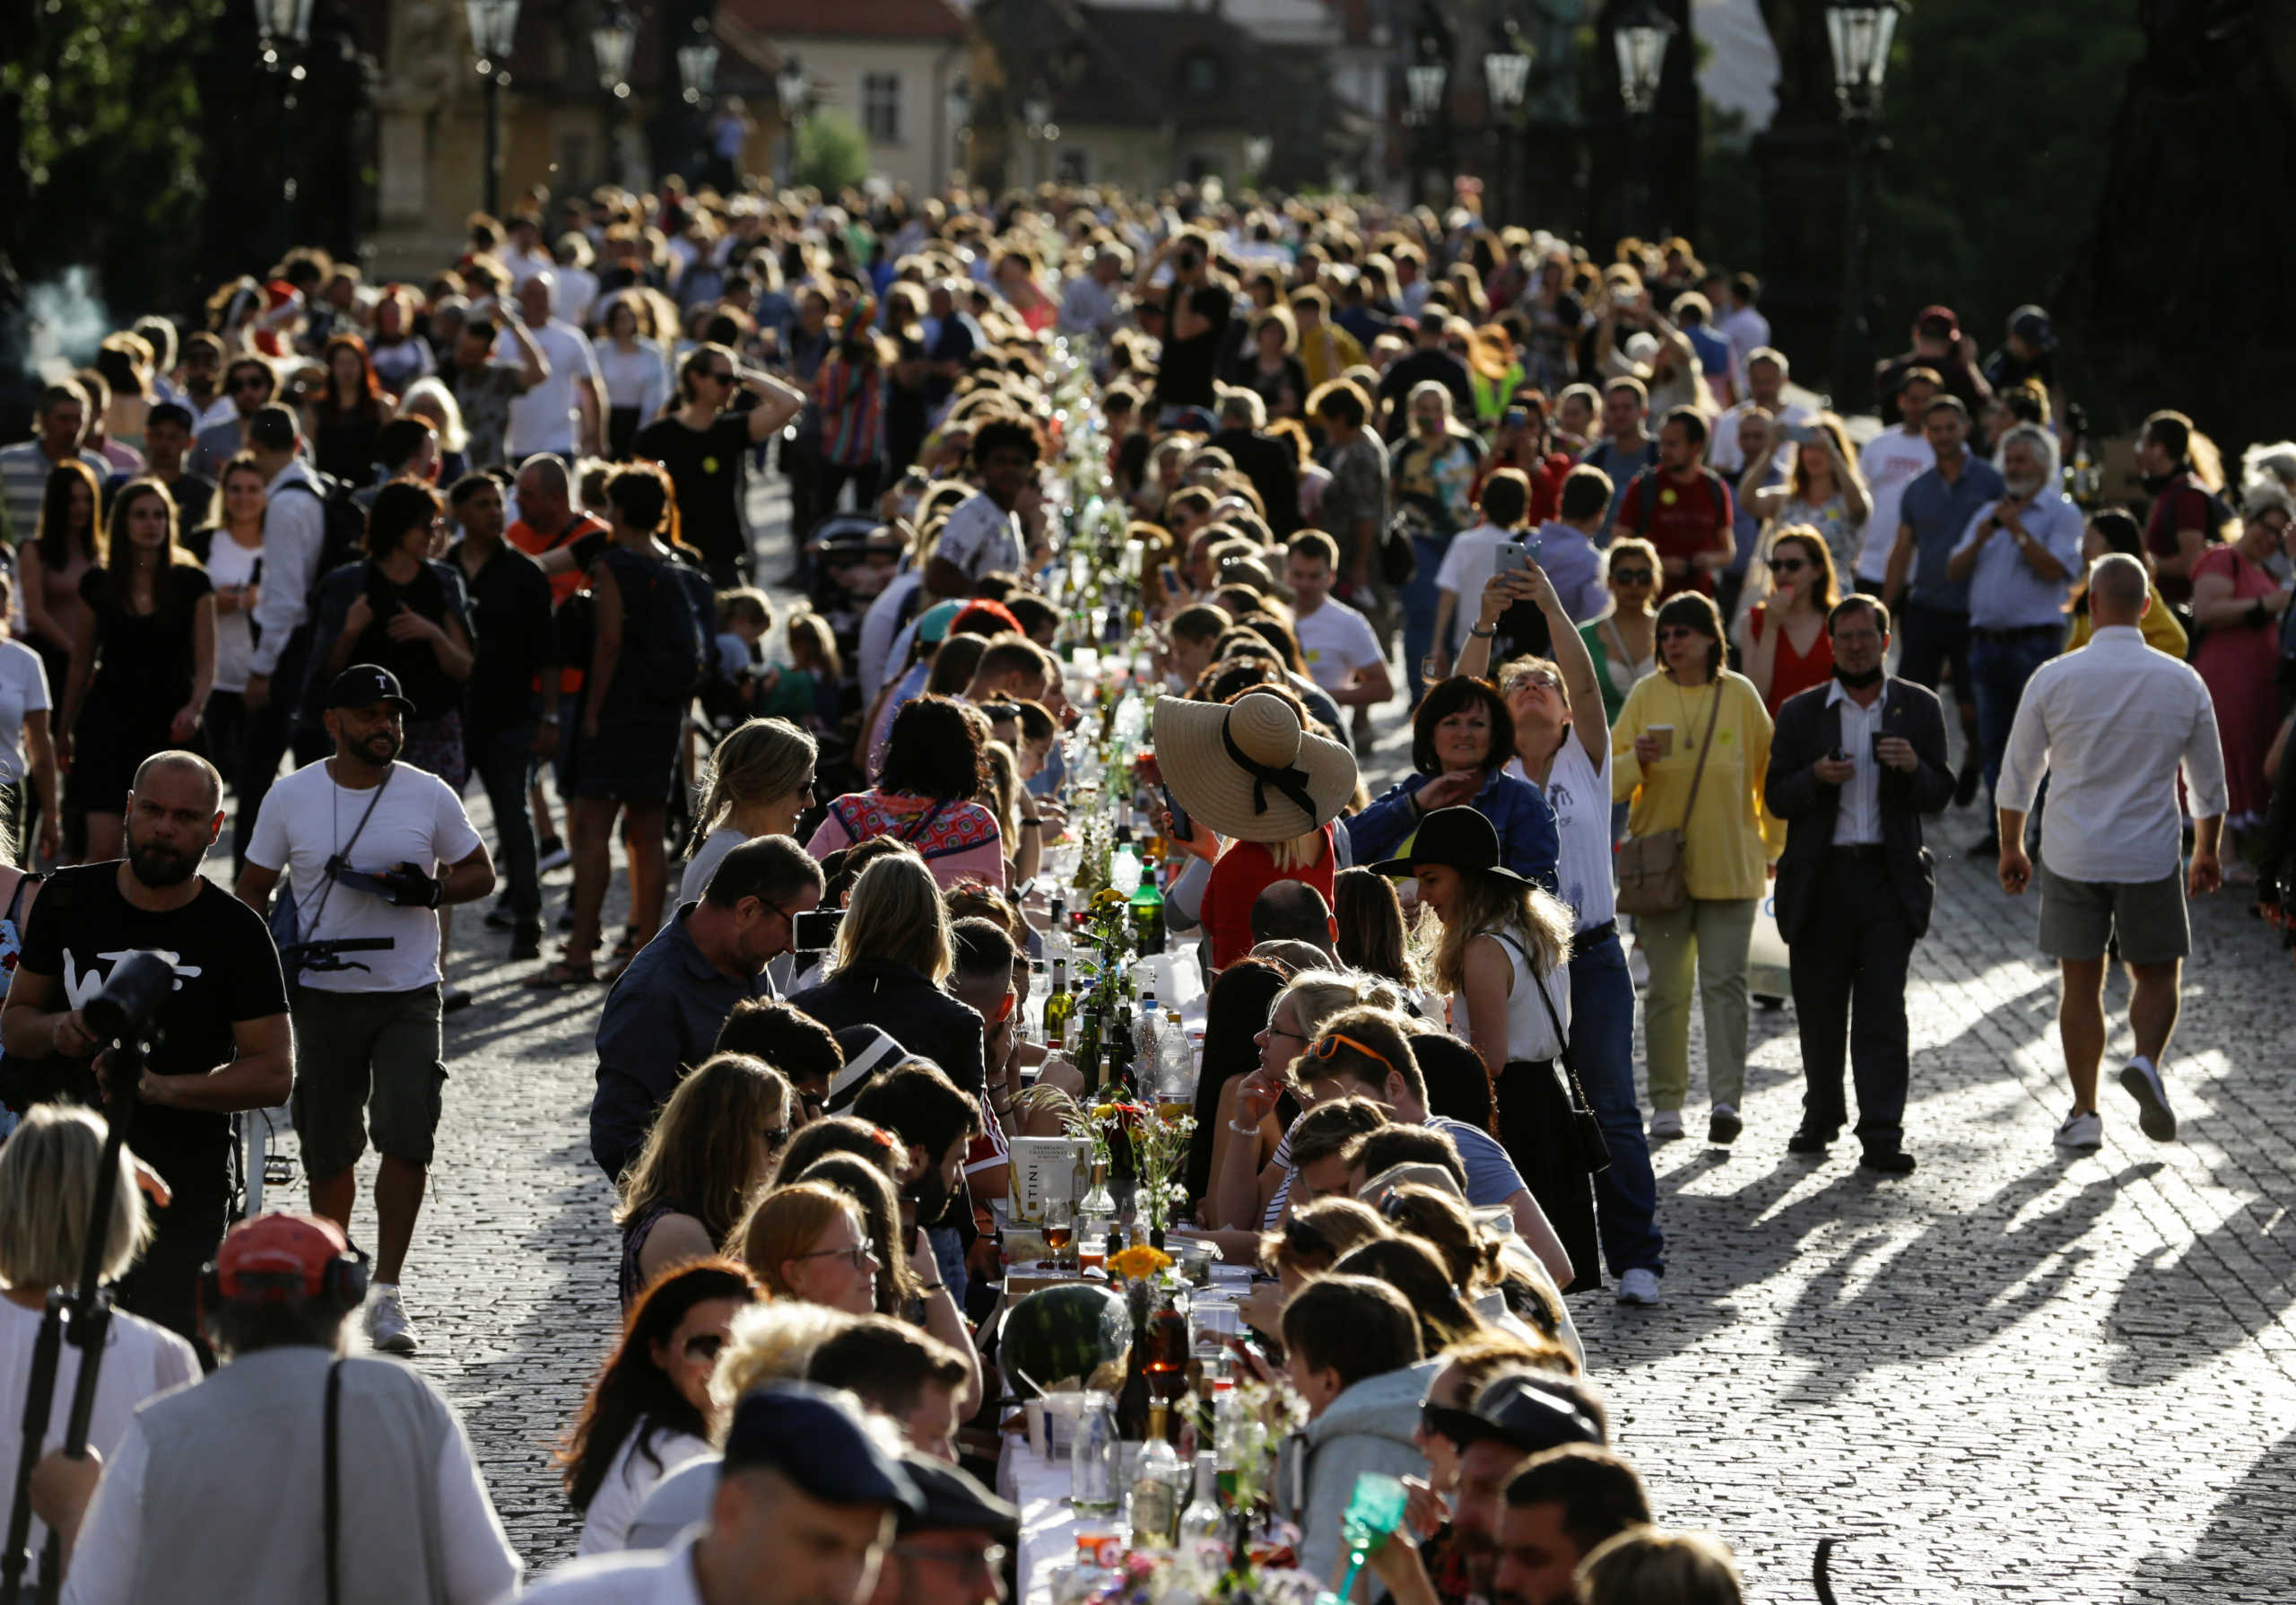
[998,1283,1132,1400]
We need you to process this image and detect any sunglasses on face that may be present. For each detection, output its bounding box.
[1770,557,1808,574]
[230,376,272,393]
[761,1124,790,1151]
[683,1332,726,1364]
[1657,625,1704,642]
[1611,568,1655,584]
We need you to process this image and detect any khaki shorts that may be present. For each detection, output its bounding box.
[2037,866,2188,966]
[288,984,447,1179]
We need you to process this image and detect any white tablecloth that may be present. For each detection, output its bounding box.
[998,1436,1085,1605]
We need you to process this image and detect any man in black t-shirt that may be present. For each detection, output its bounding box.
[1,751,291,1345]
[631,340,805,587]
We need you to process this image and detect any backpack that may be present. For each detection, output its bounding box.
[622,553,714,704]
[1625,466,1730,539]
[275,473,369,608]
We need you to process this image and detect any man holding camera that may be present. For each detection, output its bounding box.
[235,666,496,1356]
[0,752,291,1347]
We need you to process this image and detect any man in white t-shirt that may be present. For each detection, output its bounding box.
[1704,346,1813,475]
[493,273,605,459]
[0,627,57,859]
[924,416,1042,597]
[235,666,496,1357]
[1852,366,1941,589]
[1460,560,1665,1308]
[1285,531,1392,739]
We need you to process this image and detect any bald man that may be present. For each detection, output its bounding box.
[0,751,293,1342]
[1996,553,2227,1152]
[1250,879,1338,958]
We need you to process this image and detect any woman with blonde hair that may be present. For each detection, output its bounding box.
[1742,413,1870,584]
[678,717,818,903]
[396,375,471,482]
[0,1106,197,1557]
[785,848,988,1093]
[740,1181,881,1313]
[1576,1529,1745,1605]
[1734,525,1839,714]
[1373,806,1596,1290]
[614,1052,795,1310]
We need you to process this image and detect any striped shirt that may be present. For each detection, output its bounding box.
[810,355,885,467]
[0,443,109,545]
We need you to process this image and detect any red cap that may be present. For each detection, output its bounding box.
[213,1212,351,1301]
[1916,304,1958,336]
[949,600,1022,638]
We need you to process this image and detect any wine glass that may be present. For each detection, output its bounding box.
[1042,1199,1075,1270]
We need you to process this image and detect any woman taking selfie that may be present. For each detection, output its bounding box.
[1612,593,1778,1147]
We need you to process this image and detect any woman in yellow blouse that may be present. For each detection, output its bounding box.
[2063,507,2188,656]
[1613,592,1782,1145]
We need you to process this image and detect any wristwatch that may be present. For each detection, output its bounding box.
[1469,624,1498,639]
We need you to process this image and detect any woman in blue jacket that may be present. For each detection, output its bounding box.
[1344,676,1559,886]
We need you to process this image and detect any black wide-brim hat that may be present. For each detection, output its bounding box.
[1369,804,1530,884]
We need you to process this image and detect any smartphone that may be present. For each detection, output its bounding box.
[1497,540,1531,575]
[1161,785,1194,843]
[1503,406,1530,431]
[792,908,845,954]
[1159,562,1183,595]
[1782,422,1816,445]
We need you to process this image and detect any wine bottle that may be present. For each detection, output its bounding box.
[1043,958,1074,1051]
[1129,1404,1182,1546]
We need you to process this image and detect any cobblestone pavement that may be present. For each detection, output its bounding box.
[264,480,2296,1599]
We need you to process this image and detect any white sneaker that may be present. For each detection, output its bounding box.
[2118,1057,2178,1142]
[1648,1110,1685,1142]
[536,841,571,874]
[1627,945,1651,990]
[367,1287,418,1355]
[2053,1109,2103,1151]
[1615,1268,1662,1306]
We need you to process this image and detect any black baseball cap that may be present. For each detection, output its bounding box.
[1370,806,1529,885]
[325,664,415,715]
[721,1383,921,1514]
[896,1453,1019,1540]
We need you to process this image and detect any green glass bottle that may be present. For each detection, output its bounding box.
[1130,862,1166,955]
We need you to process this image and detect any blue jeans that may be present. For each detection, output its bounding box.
[472,721,542,924]
[1402,533,1448,702]
[1968,627,2059,808]
[1569,928,1665,1276]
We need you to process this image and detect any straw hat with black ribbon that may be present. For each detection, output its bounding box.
[1152,691,1358,844]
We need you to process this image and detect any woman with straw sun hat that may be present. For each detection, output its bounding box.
[1153,689,1359,971]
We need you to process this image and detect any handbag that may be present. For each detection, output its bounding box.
[1500,931,1612,1176]
[1613,684,1723,917]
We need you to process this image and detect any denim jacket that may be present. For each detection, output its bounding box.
[1344,768,1560,890]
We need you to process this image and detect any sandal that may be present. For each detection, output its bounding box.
[522,957,597,989]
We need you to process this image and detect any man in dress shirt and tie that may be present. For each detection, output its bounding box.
[1996,554,2226,1152]
[1944,423,2084,854]
[1766,596,1955,1173]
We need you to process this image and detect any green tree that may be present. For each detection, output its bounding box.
[1870,0,2143,357]
[1,0,229,316]
[793,109,870,196]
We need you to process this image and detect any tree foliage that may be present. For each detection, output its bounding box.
[793,109,871,196]
[1869,0,2143,353]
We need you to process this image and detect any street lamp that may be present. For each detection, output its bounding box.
[1611,0,1673,117]
[1021,81,1057,187]
[1610,0,1673,239]
[592,3,636,97]
[678,19,720,106]
[253,0,316,267]
[778,55,810,186]
[1406,17,1448,208]
[1826,0,1903,406]
[465,0,522,216]
[944,75,971,181]
[1482,19,1531,223]
[1242,134,1273,183]
[255,0,315,60]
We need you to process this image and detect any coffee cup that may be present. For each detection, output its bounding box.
[1648,724,1675,758]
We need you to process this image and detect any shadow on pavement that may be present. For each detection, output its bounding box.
[2119,1428,2296,1601]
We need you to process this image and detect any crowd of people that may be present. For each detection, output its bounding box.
[0,169,2288,1605]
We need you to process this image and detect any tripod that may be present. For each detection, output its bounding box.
[0,1031,150,1605]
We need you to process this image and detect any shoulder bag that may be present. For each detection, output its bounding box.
[1613,681,1723,917]
[1494,930,1610,1175]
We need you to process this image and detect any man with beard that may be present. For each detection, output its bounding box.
[1944,422,2083,848]
[234,667,495,1356]
[1413,1373,1607,1605]
[850,1060,984,1309]
[1765,597,1953,1173]
[0,751,291,1346]
[1489,1447,1653,1605]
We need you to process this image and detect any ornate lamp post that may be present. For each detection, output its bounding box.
[1405,18,1448,209]
[1826,0,1903,405]
[1482,19,1531,224]
[776,54,810,186]
[1020,82,1056,188]
[944,74,971,182]
[592,3,637,188]
[677,18,720,183]
[1610,0,1674,236]
[465,0,523,215]
[253,0,316,258]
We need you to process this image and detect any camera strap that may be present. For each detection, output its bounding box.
[295,765,396,944]
[324,1358,343,1605]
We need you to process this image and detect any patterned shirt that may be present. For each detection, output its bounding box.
[811,355,885,467]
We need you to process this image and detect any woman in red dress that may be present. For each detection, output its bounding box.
[2190,485,2296,864]
[1736,525,1838,715]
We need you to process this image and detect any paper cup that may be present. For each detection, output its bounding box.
[1648,724,1675,757]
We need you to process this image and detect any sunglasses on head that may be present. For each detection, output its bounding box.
[1283,1217,1330,1256]
[1308,1031,1398,1077]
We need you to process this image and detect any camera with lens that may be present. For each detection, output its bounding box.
[325,855,443,909]
[83,951,177,1046]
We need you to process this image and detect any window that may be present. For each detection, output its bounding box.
[863,72,902,143]
[1179,53,1221,96]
